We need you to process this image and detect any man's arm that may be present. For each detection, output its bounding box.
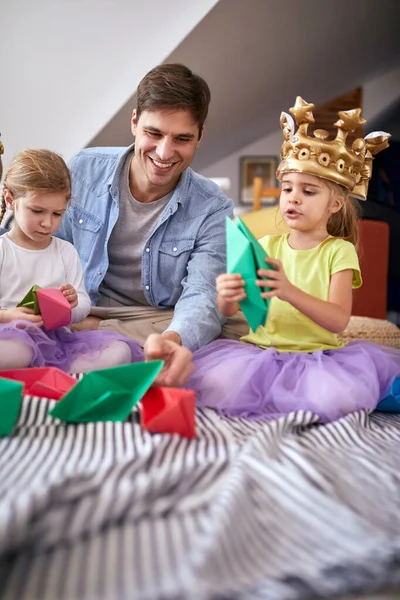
[55,209,74,243]
[55,154,80,244]
[165,200,233,351]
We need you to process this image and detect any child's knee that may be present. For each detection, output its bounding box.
[0,340,33,369]
[69,340,132,374]
[105,341,132,365]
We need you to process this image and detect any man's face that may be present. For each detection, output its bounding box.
[131,108,203,193]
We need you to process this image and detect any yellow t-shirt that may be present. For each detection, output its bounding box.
[241,234,362,353]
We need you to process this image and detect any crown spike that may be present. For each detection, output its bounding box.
[289,97,315,126]
[277,97,390,200]
[280,112,295,141]
[364,131,391,155]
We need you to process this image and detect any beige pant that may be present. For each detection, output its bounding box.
[91,296,249,347]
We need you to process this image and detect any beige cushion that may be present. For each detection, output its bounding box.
[339,316,400,349]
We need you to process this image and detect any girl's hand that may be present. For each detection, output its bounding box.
[216,273,246,303]
[0,307,43,326]
[60,283,78,308]
[256,258,295,302]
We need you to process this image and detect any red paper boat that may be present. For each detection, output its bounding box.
[0,367,77,400]
[141,387,196,438]
[36,288,72,330]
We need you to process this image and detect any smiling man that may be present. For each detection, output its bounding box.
[56,64,235,383]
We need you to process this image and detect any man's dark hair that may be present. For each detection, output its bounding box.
[136,64,211,139]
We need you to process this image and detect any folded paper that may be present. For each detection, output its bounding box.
[0,378,23,436]
[17,284,41,314]
[50,361,164,423]
[36,288,71,330]
[141,387,196,438]
[226,216,274,332]
[17,285,72,330]
[376,376,400,412]
[0,367,77,400]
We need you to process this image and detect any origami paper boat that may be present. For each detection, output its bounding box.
[49,361,164,423]
[0,367,77,400]
[0,378,24,436]
[17,285,72,330]
[36,288,72,329]
[141,387,196,438]
[17,284,41,313]
[376,376,400,412]
[226,216,274,332]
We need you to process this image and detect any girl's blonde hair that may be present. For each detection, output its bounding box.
[0,149,71,223]
[324,179,360,251]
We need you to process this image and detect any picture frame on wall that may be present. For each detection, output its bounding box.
[239,155,278,205]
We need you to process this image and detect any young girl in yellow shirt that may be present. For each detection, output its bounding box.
[190,97,400,422]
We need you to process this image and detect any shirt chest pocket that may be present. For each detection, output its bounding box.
[158,238,196,285]
[69,205,103,262]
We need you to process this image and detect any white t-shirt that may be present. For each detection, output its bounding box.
[0,234,91,324]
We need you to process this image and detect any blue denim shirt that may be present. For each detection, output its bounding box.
[56,146,234,350]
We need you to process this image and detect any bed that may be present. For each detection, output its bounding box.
[1,389,400,600]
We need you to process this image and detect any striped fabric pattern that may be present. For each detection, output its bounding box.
[1,393,400,599]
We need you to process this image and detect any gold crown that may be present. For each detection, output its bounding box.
[277,97,390,200]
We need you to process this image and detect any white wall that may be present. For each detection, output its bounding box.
[201,64,400,205]
[1,0,218,174]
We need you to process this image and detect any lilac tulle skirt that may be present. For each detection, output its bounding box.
[0,320,144,372]
[189,340,400,423]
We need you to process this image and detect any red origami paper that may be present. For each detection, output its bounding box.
[36,288,72,330]
[141,387,196,438]
[0,367,77,400]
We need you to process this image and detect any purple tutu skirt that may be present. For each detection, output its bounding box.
[189,340,400,422]
[0,320,144,372]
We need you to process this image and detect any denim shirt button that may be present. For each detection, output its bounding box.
[145,247,150,253]
[98,271,102,275]
[173,247,178,252]
[79,219,83,224]
[145,285,150,291]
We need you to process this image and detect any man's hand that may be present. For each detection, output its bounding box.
[0,307,43,326]
[144,333,193,388]
[59,283,78,308]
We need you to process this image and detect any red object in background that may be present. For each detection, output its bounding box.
[352,220,390,319]
[141,387,196,438]
[36,288,72,330]
[0,367,77,400]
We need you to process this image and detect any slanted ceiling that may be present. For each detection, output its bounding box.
[89,0,400,171]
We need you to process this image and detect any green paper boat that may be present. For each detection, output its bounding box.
[49,361,164,423]
[0,378,24,436]
[226,216,274,332]
[17,284,42,314]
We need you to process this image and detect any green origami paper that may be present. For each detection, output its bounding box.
[17,284,42,314]
[49,360,164,423]
[226,216,274,332]
[0,378,24,436]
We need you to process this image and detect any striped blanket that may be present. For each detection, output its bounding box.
[1,393,400,600]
